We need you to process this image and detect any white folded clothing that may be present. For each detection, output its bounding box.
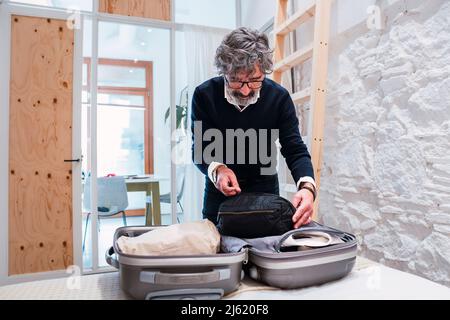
[117,219,221,256]
[281,231,344,248]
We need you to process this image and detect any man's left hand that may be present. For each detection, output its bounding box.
[291,188,314,228]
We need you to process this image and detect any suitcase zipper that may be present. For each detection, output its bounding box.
[219,209,276,215]
[242,248,249,264]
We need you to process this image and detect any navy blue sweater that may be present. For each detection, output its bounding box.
[191,76,314,183]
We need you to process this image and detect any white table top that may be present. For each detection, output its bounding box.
[226,258,450,300]
[125,175,168,184]
[1,257,449,300]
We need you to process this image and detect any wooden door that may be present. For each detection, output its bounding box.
[9,15,74,275]
[99,0,171,21]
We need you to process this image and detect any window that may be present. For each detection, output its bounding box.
[10,0,93,11]
[175,0,236,29]
[82,58,154,176]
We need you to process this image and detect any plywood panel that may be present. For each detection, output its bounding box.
[99,0,171,21]
[9,15,74,275]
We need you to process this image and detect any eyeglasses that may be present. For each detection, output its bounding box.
[225,77,264,89]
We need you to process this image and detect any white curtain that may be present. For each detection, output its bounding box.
[181,25,230,222]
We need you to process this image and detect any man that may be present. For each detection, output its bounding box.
[191,27,316,228]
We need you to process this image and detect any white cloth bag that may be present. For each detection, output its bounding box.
[281,231,344,248]
[117,219,221,256]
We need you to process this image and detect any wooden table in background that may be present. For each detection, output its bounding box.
[125,177,162,226]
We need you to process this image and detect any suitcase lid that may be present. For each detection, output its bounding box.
[247,221,357,262]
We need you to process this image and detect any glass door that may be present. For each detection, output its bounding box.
[81,20,172,270]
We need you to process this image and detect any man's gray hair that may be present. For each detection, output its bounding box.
[215,27,273,76]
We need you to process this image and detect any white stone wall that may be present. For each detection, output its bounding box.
[320,1,450,286]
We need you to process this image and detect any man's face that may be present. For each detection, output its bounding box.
[225,64,265,106]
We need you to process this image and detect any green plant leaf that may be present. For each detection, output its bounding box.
[165,105,188,129]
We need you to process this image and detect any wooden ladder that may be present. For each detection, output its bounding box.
[273,0,332,217]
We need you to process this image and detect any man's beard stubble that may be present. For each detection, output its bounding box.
[227,87,260,107]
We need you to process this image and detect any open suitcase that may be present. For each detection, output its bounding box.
[106,226,247,300]
[245,221,357,289]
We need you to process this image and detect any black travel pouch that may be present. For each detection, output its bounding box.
[217,192,296,238]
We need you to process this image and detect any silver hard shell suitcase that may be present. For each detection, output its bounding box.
[106,226,247,300]
[246,222,357,289]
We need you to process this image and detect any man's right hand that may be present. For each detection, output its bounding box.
[215,166,241,196]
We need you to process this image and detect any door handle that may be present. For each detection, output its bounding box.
[64,159,81,162]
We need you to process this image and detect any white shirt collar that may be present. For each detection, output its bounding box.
[224,82,261,112]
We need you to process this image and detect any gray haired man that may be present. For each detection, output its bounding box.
[191,27,316,228]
